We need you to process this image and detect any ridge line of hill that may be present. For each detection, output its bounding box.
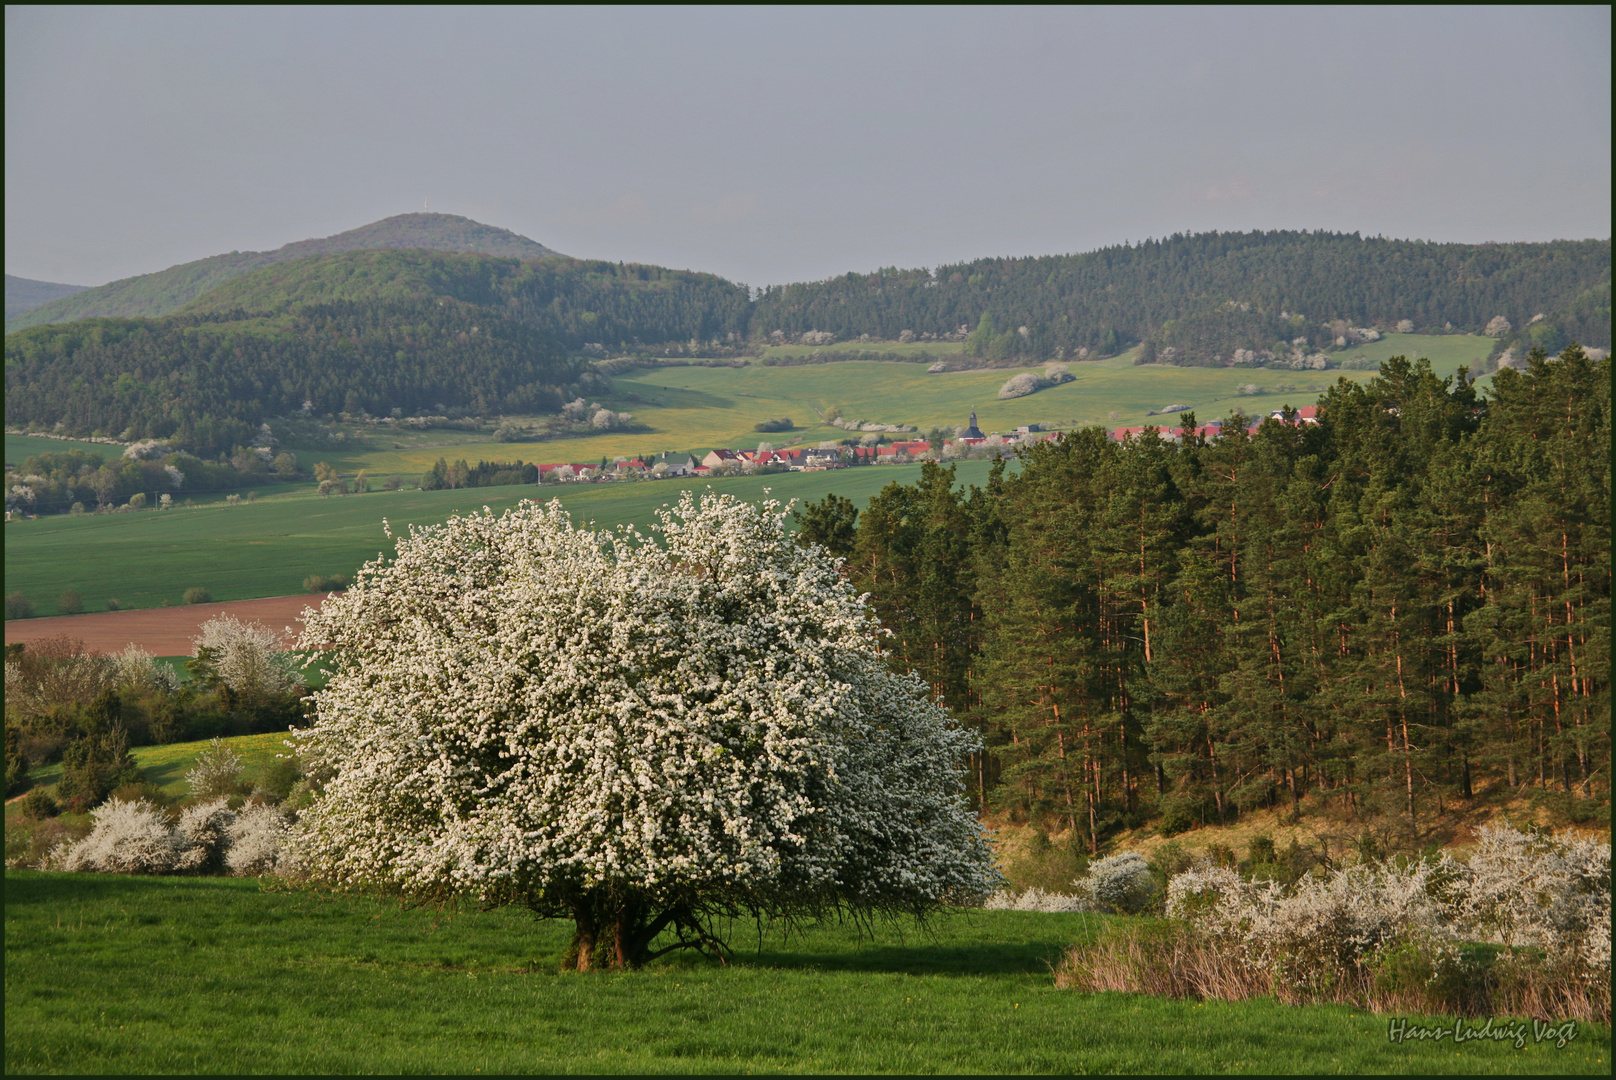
[4,213,563,331]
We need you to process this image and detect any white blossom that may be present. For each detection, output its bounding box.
[287,492,1000,968]
[192,616,301,698]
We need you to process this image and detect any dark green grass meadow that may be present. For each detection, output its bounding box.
[5,872,1606,1074]
[3,462,998,614]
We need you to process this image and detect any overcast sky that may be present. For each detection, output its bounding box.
[6,6,1611,288]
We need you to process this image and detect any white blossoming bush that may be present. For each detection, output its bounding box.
[52,799,191,874]
[191,615,301,698]
[1068,824,1612,1021]
[984,887,1091,913]
[1448,825,1611,975]
[185,738,245,801]
[1074,852,1158,914]
[112,644,181,695]
[287,492,1000,970]
[51,796,286,876]
[225,803,289,876]
[175,799,237,873]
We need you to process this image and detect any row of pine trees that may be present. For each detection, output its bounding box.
[802,348,1610,849]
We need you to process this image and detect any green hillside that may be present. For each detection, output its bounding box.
[4,275,90,319]
[3,213,561,331]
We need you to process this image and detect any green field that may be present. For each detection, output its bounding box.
[3,462,1001,615]
[5,433,130,468]
[275,335,1493,477]
[5,871,1603,1074]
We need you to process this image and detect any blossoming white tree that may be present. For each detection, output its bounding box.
[288,492,999,970]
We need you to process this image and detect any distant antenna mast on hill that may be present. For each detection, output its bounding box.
[424,197,429,212]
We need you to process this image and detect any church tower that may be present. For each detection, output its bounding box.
[963,411,985,439]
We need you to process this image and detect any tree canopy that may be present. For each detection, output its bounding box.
[288,492,998,970]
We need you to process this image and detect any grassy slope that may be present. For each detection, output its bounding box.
[19,731,295,804]
[5,872,1604,1074]
[280,336,1490,477]
[3,462,1000,615]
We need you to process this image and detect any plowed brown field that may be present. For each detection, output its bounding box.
[3,594,329,655]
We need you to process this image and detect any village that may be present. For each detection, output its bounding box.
[525,406,1320,483]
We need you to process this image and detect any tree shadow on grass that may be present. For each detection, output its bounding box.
[670,910,1088,978]
[735,939,1071,978]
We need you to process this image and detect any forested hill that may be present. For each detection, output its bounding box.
[4,296,587,458]
[180,249,751,350]
[750,232,1611,363]
[3,248,748,455]
[3,214,562,331]
[5,275,90,319]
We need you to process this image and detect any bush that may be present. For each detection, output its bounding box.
[58,590,84,615]
[20,786,59,820]
[224,803,287,875]
[185,737,246,800]
[1075,851,1159,914]
[183,587,213,605]
[754,417,795,432]
[254,754,303,804]
[1143,825,1612,1023]
[6,592,35,620]
[984,887,1090,912]
[105,597,121,611]
[303,573,350,593]
[997,372,1050,399]
[52,798,190,874]
[190,616,301,699]
[47,795,285,876]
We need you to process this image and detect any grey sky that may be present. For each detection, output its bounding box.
[6,5,1611,288]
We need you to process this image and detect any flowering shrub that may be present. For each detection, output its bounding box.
[1448,825,1611,977]
[984,887,1091,913]
[185,738,246,800]
[287,492,1000,969]
[1066,824,1612,1022]
[50,796,285,876]
[53,799,191,874]
[113,644,181,695]
[191,615,300,698]
[225,803,288,876]
[1074,852,1158,914]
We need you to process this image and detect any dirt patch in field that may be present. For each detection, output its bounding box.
[3,594,330,656]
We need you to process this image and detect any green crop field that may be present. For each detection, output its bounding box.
[3,461,1002,615]
[5,433,129,467]
[5,872,1603,1074]
[276,335,1492,478]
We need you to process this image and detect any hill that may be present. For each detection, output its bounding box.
[750,232,1612,363]
[4,275,90,319]
[3,213,562,331]
[5,228,1607,457]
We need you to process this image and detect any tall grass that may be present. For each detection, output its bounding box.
[1056,920,1609,1024]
